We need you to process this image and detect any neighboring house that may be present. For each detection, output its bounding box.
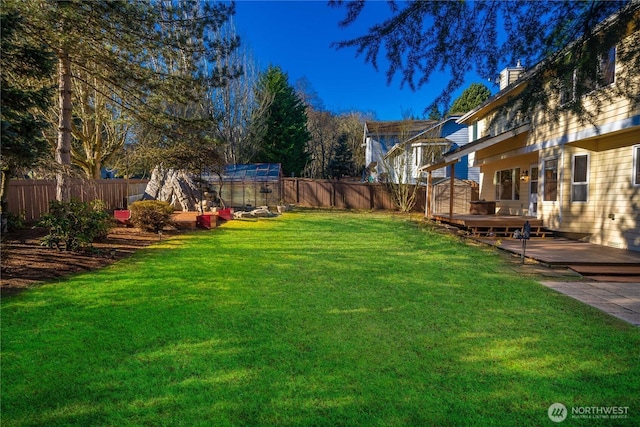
[363,120,435,182]
[363,118,477,184]
[425,10,640,251]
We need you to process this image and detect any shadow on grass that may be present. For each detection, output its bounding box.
[2,211,639,425]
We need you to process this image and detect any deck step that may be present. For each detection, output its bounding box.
[467,225,553,238]
[569,265,640,276]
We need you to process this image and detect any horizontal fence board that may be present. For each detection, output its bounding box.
[6,179,149,222]
[8,177,476,221]
[283,178,428,212]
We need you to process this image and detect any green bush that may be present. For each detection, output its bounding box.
[38,199,113,251]
[1,211,25,232]
[129,200,174,232]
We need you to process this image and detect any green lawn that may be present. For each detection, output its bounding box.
[2,211,639,426]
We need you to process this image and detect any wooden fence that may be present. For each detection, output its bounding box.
[6,179,149,222]
[283,178,478,214]
[431,179,479,215]
[282,178,426,212]
[6,177,478,222]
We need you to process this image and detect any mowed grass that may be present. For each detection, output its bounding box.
[2,211,639,426]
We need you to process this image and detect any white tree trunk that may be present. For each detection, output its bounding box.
[56,52,73,202]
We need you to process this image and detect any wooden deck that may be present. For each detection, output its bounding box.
[431,213,548,237]
[486,237,640,268]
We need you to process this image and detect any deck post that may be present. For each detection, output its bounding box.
[426,171,432,218]
[449,164,455,221]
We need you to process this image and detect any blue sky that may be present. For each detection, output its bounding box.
[233,0,492,121]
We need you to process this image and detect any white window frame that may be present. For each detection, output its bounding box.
[559,44,616,105]
[571,153,589,203]
[559,68,577,106]
[633,145,640,187]
[495,168,521,201]
[598,45,617,87]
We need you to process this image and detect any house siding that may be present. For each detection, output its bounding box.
[589,145,640,250]
[458,18,640,251]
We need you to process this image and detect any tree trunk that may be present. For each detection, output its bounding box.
[0,166,12,232]
[56,52,73,202]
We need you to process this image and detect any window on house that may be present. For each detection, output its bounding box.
[571,154,589,202]
[633,145,640,186]
[495,168,521,200]
[584,45,616,92]
[559,69,577,105]
[543,158,558,201]
[599,45,616,86]
[560,44,616,104]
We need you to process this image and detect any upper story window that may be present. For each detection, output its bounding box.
[584,45,616,91]
[559,45,616,105]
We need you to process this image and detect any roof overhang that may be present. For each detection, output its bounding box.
[418,123,531,172]
[418,158,460,173]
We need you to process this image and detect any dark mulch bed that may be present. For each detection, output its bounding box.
[1,226,174,297]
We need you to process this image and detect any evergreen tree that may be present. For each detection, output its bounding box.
[448,83,492,115]
[0,9,54,217]
[427,105,443,121]
[328,134,356,179]
[254,66,310,177]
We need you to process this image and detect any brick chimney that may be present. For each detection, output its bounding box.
[499,60,525,90]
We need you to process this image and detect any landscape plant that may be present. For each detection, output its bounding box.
[2,211,639,425]
[128,200,174,232]
[38,199,111,251]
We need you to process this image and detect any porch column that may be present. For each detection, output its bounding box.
[449,163,455,221]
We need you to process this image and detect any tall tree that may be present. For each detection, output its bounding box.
[0,8,54,218]
[70,69,131,179]
[331,1,640,118]
[305,108,338,178]
[11,0,239,201]
[254,66,311,177]
[328,134,356,179]
[209,16,271,165]
[448,83,492,115]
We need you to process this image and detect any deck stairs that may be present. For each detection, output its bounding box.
[465,223,553,238]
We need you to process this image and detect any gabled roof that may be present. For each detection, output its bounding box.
[384,117,460,158]
[364,120,436,136]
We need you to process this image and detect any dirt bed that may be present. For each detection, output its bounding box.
[1,226,175,297]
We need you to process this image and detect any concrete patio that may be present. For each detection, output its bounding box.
[540,280,640,327]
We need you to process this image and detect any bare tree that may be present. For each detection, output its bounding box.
[381,118,447,213]
[210,17,272,165]
[71,70,131,179]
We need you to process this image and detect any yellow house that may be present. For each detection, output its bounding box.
[425,9,640,251]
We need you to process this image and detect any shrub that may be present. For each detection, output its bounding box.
[1,211,25,232]
[129,200,174,232]
[38,199,113,251]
